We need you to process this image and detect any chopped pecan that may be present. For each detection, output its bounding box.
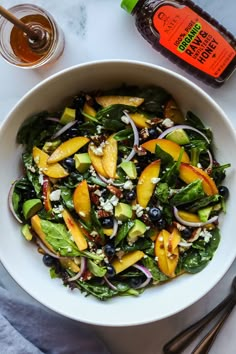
[97,210,111,219]
[140,213,153,226]
[139,128,149,140]
[107,185,123,198]
[90,192,100,206]
[90,135,107,146]
[146,117,163,126]
[134,144,147,156]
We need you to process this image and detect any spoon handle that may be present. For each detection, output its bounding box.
[163,293,233,354]
[191,300,235,354]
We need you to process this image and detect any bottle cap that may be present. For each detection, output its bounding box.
[120,0,139,13]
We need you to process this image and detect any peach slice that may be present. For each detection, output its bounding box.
[62,209,88,251]
[137,160,161,208]
[88,144,109,178]
[112,250,144,274]
[82,102,97,121]
[31,215,56,253]
[179,163,218,195]
[33,147,68,179]
[129,112,150,128]
[47,137,90,164]
[60,258,80,273]
[164,98,185,124]
[141,139,190,163]
[42,176,52,211]
[177,210,201,223]
[102,134,118,179]
[95,95,144,108]
[73,180,91,223]
[155,228,180,278]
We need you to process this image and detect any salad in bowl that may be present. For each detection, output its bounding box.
[9,85,230,301]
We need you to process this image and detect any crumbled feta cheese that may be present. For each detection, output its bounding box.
[197,163,202,169]
[93,189,102,196]
[132,203,144,217]
[151,177,160,184]
[200,229,212,243]
[179,240,192,248]
[155,256,159,261]
[52,205,64,214]
[79,211,86,217]
[110,195,119,206]
[121,115,130,125]
[96,249,103,255]
[49,189,61,201]
[67,247,72,252]
[96,125,103,134]
[38,173,44,185]
[162,118,174,128]
[34,156,40,164]
[117,220,123,225]
[90,231,98,237]
[123,180,133,190]
[27,165,36,173]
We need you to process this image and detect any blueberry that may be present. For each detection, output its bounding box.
[106,264,116,278]
[218,186,229,199]
[62,157,75,172]
[148,128,158,139]
[148,207,162,221]
[43,254,56,267]
[156,218,166,230]
[101,217,114,228]
[129,277,144,289]
[181,228,192,239]
[72,95,86,110]
[125,190,136,202]
[61,126,80,140]
[104,244,116,258]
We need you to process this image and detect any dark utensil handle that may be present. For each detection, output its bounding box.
[191,300,235,354]
[163,293,233,354]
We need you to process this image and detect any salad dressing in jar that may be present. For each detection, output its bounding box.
[121,0,236,86]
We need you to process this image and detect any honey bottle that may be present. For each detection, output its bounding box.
[121,0,236,86]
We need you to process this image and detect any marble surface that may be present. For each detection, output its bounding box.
[0,0,236,353]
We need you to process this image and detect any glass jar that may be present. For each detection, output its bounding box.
[0,4,65,68]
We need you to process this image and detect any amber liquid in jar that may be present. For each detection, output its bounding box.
[10,14,53,64]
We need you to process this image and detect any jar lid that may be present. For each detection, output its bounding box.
[120,0,139,13]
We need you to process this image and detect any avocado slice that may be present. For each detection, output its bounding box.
[60,107,76,125]
[21,224,33,241]
[23,199,43,220]
[128,219,147,243]
[115,202,133,221]
[120,161,137,179]
[166,129,190,145]
[198,206,213,222]
[74,153,91,173]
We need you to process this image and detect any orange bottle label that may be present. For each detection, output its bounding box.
[152,5,236,78]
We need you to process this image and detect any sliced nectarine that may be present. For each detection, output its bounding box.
[177,210,201,223]
[47,137,89,164]
[33,147,68,179]
[88,144,109,178]
[164,98,184,124]
[62,209,88,251]
[112,250,144,274]
[179,163,218,196]
[31,215,56,253]
[137,160,161,208]
[102,134,118,179]
[73,180,91,223]
[142,139,190,163]
[42,176,52,211]
[60,258,81,273]
[129,112,150,128]
[82,102,97,121]
[95,95,144,108]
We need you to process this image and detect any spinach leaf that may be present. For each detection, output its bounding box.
[142,256,168,282]
[41,220,81,257]
[115,221,134,246]
[189,195,221,212]
[183,228,220,274]
[22,153,41,196]
[96,104,136,131]
[87,259,107,277]
[155,182,169,203]
[155,145,173,165]
[90,208,104,241]
[211,163,231,186]
[170,179,205,206]
[162,205,173,225]
[113,128,133,141]
[120,237,152,252]
[60,186,74,211]
[185,111,212,142]
[73,278,118,300]
[17,111,59,151]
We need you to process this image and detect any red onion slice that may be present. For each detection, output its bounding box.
[8,179,23,224]
[205,149,213,173]
[173,206,218,227]
[104,276,118,291]
[67,256,87,282]
[123,111,140,162]
[45,117,60,123]
[36,238,61,259]
[133,263,152,289]
[158,124,210,144]
[110,218,118,238]
[51,120,77,139]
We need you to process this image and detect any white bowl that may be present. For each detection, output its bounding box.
[0,60,236,327]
